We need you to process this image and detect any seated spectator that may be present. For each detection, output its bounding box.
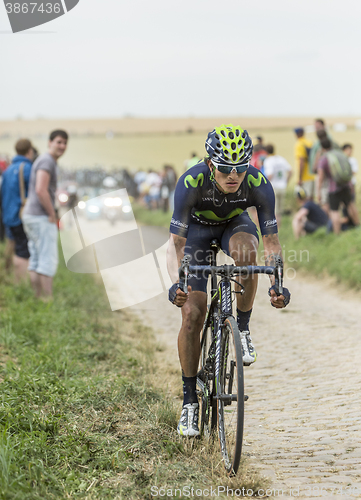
[317,137,359,234]
[292,186,329,240]
[263,144,292,226]
[1,139,34,283]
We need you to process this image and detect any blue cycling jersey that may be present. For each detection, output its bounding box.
[170,162,278,238]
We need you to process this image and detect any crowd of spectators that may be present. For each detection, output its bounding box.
[133,164,177,212]
[292,118,359,238]
[1,119,359,299]
[249,119,359,238]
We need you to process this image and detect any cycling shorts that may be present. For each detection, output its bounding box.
[184,211,259,293]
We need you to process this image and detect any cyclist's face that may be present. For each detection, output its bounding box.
[208,161,246,194]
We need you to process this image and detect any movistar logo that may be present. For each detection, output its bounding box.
[194,208,243,222]
[247,171,267,188]
[184,173,204,189]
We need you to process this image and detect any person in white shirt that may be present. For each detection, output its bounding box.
[263,144,292,225]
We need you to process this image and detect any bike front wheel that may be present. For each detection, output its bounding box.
[197,307,217,437]
[217,316,244,476]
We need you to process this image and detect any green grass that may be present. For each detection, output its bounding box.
[279,216,361,288]
[133,202,172,228]
[0,244,266,499]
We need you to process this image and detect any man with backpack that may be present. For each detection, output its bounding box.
[1,139,34,283]
[317,137,359,234]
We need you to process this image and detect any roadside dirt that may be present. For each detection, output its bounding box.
[129,269,361,498]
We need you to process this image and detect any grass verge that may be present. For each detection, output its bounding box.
[0,243,267,499]
[278,217,361,289]
[132,202,172,228]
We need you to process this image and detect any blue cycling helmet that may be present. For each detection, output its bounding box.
[205,124,253,167]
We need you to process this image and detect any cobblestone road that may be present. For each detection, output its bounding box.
[121,236,361,499]
[242,275,361,498]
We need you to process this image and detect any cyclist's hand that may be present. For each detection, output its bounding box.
[168,283,192,307]
[268,286,291,308]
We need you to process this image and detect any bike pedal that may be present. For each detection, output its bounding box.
[244,395,249,401]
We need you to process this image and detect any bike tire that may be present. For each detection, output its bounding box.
[197,307,217,437]
[217,316,244,476]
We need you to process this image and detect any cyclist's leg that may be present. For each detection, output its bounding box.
[179,222,224,378]
[221,213,259,364]
[177,223,222,436]
[178,291,207,377]
[221,212,259,312]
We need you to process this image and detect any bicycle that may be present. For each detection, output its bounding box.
[179,239,284,476]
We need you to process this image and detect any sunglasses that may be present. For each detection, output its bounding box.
[211,159,249,174]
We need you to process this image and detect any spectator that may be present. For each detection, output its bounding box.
[294,127,315,200]
[253,136,264,152]
[0,154,10,174]
[1,139,34,283]
[184,152,200,171]
[0,170,15,269]
[310,118,338,174]
[22,130,68,299]
[313,130,331,213]
[263,144,292,226]
[145,169,162,209]
[342,143,358,198]
[292,186,329,240]
[317,137,359,234]
[160,165,177,212]
[251,136,267,172]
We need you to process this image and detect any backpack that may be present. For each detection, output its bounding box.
[326,150,352,185]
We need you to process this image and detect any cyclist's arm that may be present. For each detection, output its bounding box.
[263,233,287,308]
[166,233,186,284]
[166,171,199,305]
[251,179,288,308]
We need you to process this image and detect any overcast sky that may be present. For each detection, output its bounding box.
[1,0,361,120]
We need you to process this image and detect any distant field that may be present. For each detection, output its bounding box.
[1,122,361,182]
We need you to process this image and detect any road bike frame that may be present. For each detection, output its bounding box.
[179,239,283,475]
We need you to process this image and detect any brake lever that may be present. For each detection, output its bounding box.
[229,278,245,295]
[179,255,191,293]
[274,256,284,296]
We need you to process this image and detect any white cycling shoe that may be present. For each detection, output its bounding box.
[240,330,257,366]
[177,403,200,437]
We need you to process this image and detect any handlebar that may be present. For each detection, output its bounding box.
[178,255,284,295]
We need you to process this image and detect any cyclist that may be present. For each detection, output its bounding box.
[166,125,291,437]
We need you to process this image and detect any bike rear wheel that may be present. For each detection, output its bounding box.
[217,316,244,476]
